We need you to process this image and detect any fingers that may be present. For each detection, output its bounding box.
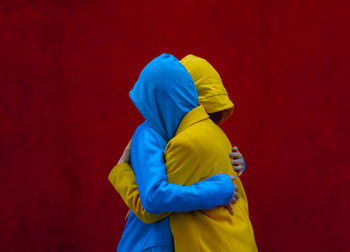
[226,192,239,216]
[234,164,244,172]
[229,146,246,177]
[234,183,239,192]
[225,203,233,215]
[125,142,132,154]
[229,176,239,192]
[126,139,132,150]
[225,178,241,216]
[229,151,242,159]
[231,196,238,204]
[118,139,132,164]
[230,157,243,173]
[229,175,237,181]
[229,147,243,165]
[231,181,239,203]
[231,159,244,165]
[125,209,130,220]
[230,192,240,204]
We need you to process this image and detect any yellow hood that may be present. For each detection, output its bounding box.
[180,54,234,118]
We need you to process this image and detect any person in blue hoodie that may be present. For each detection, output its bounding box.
[109,54,237,251]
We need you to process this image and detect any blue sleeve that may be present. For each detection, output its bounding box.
[130,122,234,214]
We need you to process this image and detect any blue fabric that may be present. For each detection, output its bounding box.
[117,54,234,252]
[117,210,173,252]
[242,157,246,173]
[129,53,198,142]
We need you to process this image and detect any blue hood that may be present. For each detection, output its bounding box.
[129,53,198,141]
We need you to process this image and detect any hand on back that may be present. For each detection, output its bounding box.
[229,146,245,176]
[118,139,132,164]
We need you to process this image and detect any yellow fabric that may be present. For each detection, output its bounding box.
[179,54,234,114]
[108,162,169,224]
[109,106,257,251]
[168,105,257,251]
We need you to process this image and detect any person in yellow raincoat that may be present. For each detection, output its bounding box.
[109,54,258,251]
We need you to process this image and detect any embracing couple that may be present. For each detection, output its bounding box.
[108,54,258,251]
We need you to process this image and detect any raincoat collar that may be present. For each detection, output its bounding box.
[175,105,209,135]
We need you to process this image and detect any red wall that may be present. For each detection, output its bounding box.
[1,0,349,251]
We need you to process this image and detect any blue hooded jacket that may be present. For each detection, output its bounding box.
[117,54,234,252]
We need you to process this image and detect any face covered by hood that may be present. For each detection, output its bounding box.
[180,54,234,124]
[129,53,198,142]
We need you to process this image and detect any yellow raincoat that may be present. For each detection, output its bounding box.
[109,55,258,251]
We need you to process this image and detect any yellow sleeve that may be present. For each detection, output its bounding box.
[108,162,170,224]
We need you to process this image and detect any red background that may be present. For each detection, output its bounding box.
[1,0,350,251]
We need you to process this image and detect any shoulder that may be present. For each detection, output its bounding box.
[165,132,198,158]
[132,121,167,147]
[171,118,231,154]
[176,118,217,146]
[133,121,155,137]
[130,122,167,171]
